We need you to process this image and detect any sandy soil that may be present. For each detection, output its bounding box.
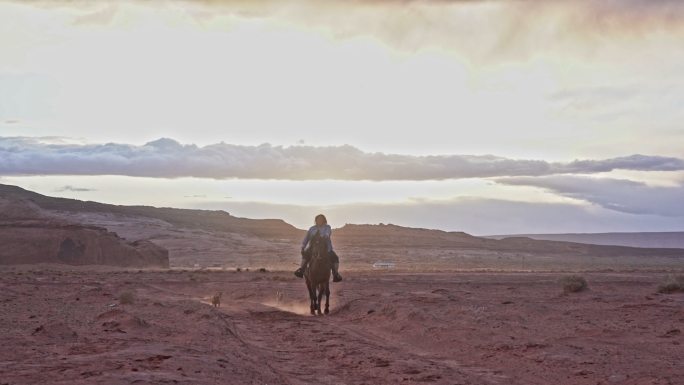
[1,268,682,385]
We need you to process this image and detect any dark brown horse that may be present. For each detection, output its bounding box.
[304,232,331,315]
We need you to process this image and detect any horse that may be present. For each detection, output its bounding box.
[304,232,331,315]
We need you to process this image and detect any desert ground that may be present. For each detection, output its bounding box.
[1,267,682,385]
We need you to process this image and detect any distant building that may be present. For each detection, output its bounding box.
[372,261,396,269]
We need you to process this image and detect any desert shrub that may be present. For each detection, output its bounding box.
[559,275,588,293]
[236,267,242,272]
[270,275,294,282]
[119,291,135,304]
[657,275,684,294]
[258,267,268,273]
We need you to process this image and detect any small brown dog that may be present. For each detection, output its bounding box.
[211,292,223,308]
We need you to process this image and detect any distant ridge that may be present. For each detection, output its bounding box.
[485,232,684,249]
[2,183,684,270]
[0,183,301,240]
[331,223,684,257]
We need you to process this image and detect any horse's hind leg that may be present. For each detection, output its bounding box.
[324,284,330,315]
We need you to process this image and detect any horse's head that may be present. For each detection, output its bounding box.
[309,232,329,261]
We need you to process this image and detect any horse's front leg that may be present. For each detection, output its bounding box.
[324,283,330,315]
[313,287,321,315]
[306,280,316,315]
[311,295,317,315]
[316,284,324,315]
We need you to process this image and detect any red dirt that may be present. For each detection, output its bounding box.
[1,268,682,385]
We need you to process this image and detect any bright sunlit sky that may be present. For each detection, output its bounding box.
[1,0,684,234]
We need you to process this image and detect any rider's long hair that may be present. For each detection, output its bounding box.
[315,214,327,225]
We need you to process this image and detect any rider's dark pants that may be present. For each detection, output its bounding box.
[301,248,340,264]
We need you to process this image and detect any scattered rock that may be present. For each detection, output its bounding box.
[134,354,172,367]
[659,329,680,338]
[97,309,149,332]
[31,322,78,342]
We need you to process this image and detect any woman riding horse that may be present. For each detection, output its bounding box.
[294,214,343,282]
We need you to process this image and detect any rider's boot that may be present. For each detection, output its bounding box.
[332,262,343,282]
[294,257,307,278]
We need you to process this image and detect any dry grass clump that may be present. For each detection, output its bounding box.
[559,275,588,293]
[657,275,684,294]
[270,275,294,282]
[119,291,135,304]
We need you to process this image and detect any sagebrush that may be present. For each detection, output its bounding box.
[560,275,588,293]
[119,291,135,304]
[657,275,684,294]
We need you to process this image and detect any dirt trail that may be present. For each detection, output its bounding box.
[129,272,504,384]
[216,302,490,385]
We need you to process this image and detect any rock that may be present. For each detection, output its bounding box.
[0,198,168,268]
[32,322,78,342]
[97,309,149,332]
[608,374,627,383]
[660,329,680,338]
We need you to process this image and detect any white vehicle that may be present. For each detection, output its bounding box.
[372,261,396,269]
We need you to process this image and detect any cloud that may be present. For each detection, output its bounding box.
[215,1,681,67]
[557,155,684,174]
[497,175,684,217]
[12,0,684,63]
[190,196,684,235]
[53,185,96,192]
[177,1,684,64]
[2,136,683,181]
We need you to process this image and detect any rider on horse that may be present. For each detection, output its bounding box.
[294,214,343,282]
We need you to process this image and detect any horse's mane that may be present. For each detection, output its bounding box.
[310,231,329,259]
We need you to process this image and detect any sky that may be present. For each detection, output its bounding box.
[1,0,683,234]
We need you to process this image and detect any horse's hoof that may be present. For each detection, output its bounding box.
[324,308,329,315]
